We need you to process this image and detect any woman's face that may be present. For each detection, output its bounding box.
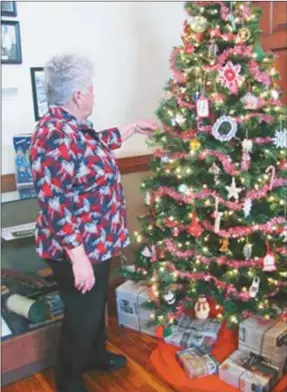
[76,82,95,118]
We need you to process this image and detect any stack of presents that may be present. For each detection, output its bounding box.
[116,280,287,391]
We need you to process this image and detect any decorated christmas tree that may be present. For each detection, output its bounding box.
[123,1,287,327]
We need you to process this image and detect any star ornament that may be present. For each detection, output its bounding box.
[225,177,243,201]
[218,61,243,94]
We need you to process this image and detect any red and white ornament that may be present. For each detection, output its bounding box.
[278,160,287,171]
[265,166,276,190]
[263,243,276,272]
[249,277,260,298]
[241,138,253,172]
[188,211,204,237]
[195,295,210,320]
[196,96,210,118]
[208,40,218,58]
[173,227,180,237]
[218,61,243,94]
[208,163,221,184]
[214,197,223,233]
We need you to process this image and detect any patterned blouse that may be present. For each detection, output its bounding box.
[30,106,129,263]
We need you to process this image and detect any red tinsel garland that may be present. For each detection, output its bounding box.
[249,60,272,87]
[201,217,285,238]
[153,178,287,211]
[162,239,287,266]
[166,262,287,301]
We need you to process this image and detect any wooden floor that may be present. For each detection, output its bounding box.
[2,284,198,392]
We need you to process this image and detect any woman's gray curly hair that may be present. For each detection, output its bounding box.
[44,55,94,106]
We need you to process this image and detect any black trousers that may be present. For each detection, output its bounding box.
[49,257,111,392]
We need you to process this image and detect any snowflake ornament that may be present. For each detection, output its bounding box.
[272,129,287,149]
[218,61,243,94]
[243,198,252,217]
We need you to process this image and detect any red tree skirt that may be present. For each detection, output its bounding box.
[150,323,287,391]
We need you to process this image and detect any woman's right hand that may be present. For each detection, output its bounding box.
[66,245,96,294]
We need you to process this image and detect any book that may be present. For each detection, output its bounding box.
[13,135,34,189]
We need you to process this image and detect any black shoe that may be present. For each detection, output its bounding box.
[87,351,127,371]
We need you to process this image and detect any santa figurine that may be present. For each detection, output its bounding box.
[195,295,210,320]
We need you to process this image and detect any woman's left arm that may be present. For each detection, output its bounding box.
[99,120,158,150]
[119,120,158,142]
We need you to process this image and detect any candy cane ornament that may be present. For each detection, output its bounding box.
[265,166,276,190]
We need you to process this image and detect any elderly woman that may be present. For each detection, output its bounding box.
[30,54,156,392]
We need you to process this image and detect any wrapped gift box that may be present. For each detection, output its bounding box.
[177,346,219,378]
[219,349,284,392]
[164,315,221,353]
[239,317,287,368]
[116,280,155,337]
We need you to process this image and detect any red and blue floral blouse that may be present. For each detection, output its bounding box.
[30,106,129,263]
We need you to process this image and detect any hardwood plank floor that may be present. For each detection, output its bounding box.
[2,284,183,392]
[2,284,286,392]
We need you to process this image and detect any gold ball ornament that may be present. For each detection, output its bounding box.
[190,16,208,33]
[237,28,251,42]
[189,139,201,151]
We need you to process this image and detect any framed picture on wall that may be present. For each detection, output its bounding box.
[30,67,49,121]
[1,21,22,64]
[1,1,17,17]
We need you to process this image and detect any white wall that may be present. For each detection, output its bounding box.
[2,1,185,175]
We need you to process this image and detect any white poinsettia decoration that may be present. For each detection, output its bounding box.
[242,139,253,152]
[241,92,259,110]
[141,246,152,258]
[272,129,287,149]
[171,114,185,126]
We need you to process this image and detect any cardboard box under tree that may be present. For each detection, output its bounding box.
[116,280,156,337]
